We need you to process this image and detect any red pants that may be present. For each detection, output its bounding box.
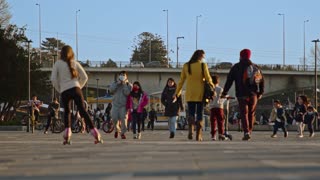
[238,96,258,134]
[210,108,225,137]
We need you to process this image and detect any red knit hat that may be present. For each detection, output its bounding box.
[240,49,251,60]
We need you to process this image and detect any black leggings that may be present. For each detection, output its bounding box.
[61,87,94,129]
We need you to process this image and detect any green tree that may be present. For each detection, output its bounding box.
[101,59,117,68]
[130,32,168,65]
[0,25,51,121]
[0,0,11,27]
[41,37,66,67]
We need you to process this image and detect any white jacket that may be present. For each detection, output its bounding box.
[51,60,88,93]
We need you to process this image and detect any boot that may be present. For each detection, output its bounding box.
[63,127,72,145]
[188,117,195,140]
[196,120,204,141]
[90,128,103,144]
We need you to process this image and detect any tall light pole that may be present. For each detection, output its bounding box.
[52,54,57,101]
[278,13,285,66]
[76,9,80,61]
[312,39,319,129]
[149,39,152,63]
[26,40,32,132]
[35,3,41,64]
[96,78,99,110]
[196,15,202,50]
[303,20,309,71]
[163,9,169,66]
[176,36,184,68]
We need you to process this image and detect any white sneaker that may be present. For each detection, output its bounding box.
[138,133,141,139]
[310,133,315,137]
[298,134,304,138]
[133,134,137,139]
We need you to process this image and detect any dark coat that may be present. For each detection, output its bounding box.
[161,86,183,117]
[222,59,264,98]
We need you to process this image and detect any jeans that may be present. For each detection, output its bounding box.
[168,116,177,133]
[61,87,94,129]
[131,111,143,134]
[187,102,203,121]
[273,121,287,135]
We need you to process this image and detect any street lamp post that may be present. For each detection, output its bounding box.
[196,15,202,50]
[35,3,41,64]
[76,9,80,61]
[96,78,99,110]
[278,13,285,66]
[163,9,169,66]
[312,39,319,130]
[52,54,57,101]
[149,39,152,63]
[176,36,184,68]
[303,20,309,71]
[26,40,32,132]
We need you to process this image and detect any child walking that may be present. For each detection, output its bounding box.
[161,78,184,138]
[304,106,317,137]
[269,100,288,138]
[209,75,227,141]
[127,81,149,139]
[293,95,307,138]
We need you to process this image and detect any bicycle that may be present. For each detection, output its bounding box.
[102,119,114,133]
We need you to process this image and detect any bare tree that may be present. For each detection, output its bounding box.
[0,0,11,27]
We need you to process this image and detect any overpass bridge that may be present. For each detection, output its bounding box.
[42,66,318,101]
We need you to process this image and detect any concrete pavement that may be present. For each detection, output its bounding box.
[0,130,320,179]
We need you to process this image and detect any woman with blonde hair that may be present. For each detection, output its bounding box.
[51,45,103,144]
[175,50,215,141]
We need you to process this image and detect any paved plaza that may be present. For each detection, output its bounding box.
[0,130,320,180]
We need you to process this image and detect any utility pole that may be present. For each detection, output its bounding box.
[26,40,32,132]
[312,39,319,130]
[176,36,184,68]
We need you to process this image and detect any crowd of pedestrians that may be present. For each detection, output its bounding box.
[29,45,318,144]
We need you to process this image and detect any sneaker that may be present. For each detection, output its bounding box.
[90,128,103,144]
[284,131,288,138]
[121,134,126,139]
[242,133,251,141]
[138,133,141,139]
[219,134,228,141]
[169,132,175,139]
[310,133,315,137]
[298,134,304,138]
[212,135,217,141]
[133,134,137,139]
[44,131,48,134]
[114,132,118,138]
[271,134,277,138]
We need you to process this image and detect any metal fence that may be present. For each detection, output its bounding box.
[41,60,320,72]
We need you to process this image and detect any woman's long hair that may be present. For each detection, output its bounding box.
[60,45,78,79]
[164,78,176,90]
[188,49,205,75]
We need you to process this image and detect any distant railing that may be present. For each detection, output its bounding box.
[41,60,320,72]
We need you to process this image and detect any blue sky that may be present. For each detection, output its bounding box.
[7,0,320,65]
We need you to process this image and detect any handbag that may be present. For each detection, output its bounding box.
[201,63,215,104]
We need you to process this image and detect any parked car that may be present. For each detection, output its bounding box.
[145,61,169,68]
[125,61,144,68]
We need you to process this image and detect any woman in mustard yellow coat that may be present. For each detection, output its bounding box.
[175,50,215,141]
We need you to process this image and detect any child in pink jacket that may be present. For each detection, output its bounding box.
[127,81,149,139]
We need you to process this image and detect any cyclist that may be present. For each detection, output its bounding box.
[44,98,60,134]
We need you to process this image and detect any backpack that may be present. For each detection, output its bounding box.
[243,64,263,93]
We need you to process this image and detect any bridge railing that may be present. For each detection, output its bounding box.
[41,60,319,72]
